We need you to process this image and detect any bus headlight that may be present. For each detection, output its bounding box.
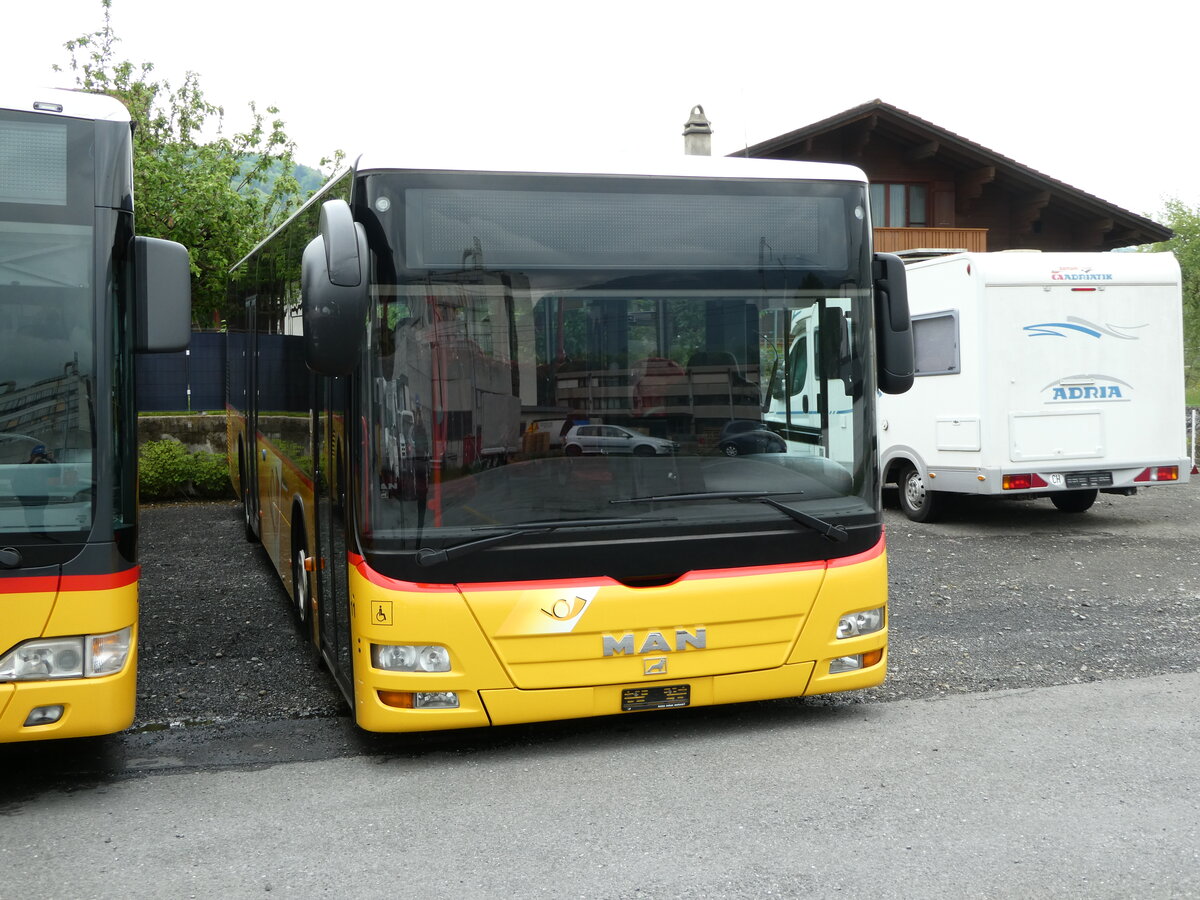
[414,691,458,709]
[0,639,84,680]
[830,655,863,673]
[0,627,133,682]
[830,648,884,674]
[836,607,885,639]
[371,644,452,672]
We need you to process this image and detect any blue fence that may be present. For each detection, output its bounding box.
[136,331,226,412]
[136,331,309,413]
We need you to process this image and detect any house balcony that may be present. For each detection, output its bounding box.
[874,227,988,253]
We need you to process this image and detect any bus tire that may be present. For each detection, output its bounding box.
[240,449,259,544]
[291,520,314,642]
[898,465,943,523]
[1050,489,1097,513]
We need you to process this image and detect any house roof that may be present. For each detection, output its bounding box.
[739,99,1171,247]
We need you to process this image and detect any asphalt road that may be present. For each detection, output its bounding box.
[2,481,1199,897]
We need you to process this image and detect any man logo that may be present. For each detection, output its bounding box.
[644,658,667,676]
[602,627,707,657]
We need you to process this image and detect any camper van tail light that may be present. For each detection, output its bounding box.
[1134,466,1179,483]
[1071,287,1099,292]
[1002,473,1048,491]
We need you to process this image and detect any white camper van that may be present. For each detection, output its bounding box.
[878,250,1188,522]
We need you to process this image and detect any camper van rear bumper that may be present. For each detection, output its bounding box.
[916,462,1189,495]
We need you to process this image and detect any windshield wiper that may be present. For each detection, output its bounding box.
[610,491,848,543]
[414,517,672,567]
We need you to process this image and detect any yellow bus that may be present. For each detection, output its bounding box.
[0,88,191,742]
[226,153,912,732]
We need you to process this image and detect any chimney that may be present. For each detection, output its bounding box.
[682,105,712,156]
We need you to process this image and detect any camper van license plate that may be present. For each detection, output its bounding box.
[622,685,690,711]
[1066,471,1113,489]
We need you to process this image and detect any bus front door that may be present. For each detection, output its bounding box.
[314,378,354,700]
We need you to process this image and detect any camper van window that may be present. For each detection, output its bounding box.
[912,311,959,376]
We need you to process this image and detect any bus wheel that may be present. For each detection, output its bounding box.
[240,450,258,543]
[242,489,259,543]
[291,530,314,639]
[898,465,942,523]
[1051,489,1097,513]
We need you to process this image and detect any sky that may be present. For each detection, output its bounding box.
[5,0,1198,223]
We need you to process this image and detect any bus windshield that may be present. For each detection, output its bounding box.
[357,171,875,552]
[0,113,96,538]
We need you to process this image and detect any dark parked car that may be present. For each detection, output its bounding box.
[717,420,786,456]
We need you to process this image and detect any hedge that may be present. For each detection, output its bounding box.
[139,438,233,501]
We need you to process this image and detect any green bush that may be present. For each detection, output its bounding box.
[139,438,233,501]
[190,450,233,497]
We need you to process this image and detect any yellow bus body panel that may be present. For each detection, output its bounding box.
[0,586,56,664]
[795,545,890,695]
[0,580,138,743]
[345,538,888,732]
[461,566,826,689]
[350,568,509,732]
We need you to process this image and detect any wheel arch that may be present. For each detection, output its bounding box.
[880,445,924,486]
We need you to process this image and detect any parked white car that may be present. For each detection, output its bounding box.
[563,424,678,457]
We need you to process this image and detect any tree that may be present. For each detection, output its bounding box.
[1147,199,1200,388]
[56,0,340,326]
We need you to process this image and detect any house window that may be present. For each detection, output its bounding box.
[870,183,928,228]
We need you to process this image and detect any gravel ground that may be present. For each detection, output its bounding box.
[871,482,1200,703]
[134,482,1200,729]
[135,500,344,729]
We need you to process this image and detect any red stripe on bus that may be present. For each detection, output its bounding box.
[349,554,455,593]
[348,536,883,594]
[827,533,886,568]
[0,566,139,594]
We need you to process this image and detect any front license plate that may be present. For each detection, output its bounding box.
[622,684,690,712]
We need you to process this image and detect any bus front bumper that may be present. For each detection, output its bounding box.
[0,662,136,743]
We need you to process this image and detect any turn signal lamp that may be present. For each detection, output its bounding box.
[378,691,460,709]
[1134,466,1179,483]
[1002,473,1049,491]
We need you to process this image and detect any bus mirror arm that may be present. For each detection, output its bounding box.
[133,236,192,353]
[301,199,370,376]
[872,252,914,395]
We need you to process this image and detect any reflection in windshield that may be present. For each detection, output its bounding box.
[0,222,95,534]
[363,278,870,540]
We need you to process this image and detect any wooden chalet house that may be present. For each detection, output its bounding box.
[738,99,1170,252]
